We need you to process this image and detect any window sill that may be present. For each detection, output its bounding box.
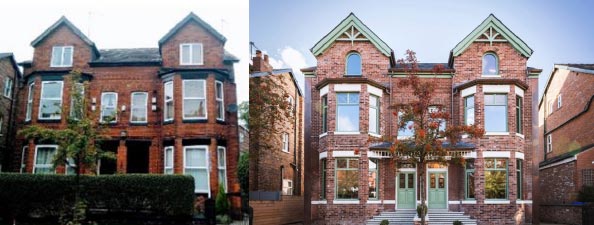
[334,131,361,135]
[319,132,328,138]
[129,122,148,126]
[3,95,11,100]
[485,200,510,204]
[281,150,290,154]
[485,132,509,136]
[163,120,174,125]
[50,65,73,68]
[333,200,360,204]
[397,135,413,140]
[311,200,327,205]
[367,200,381,204]
[517,200,532,204]
[368,133,381,138]
[383,200,396,204]
[481,74,501,77]
[37,119,61,123]
[462,200,477,204]
[343,74,362,77]
[515,133,525,139]
[182,119,208,123]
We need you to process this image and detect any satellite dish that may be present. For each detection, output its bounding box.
[227,104,238,113]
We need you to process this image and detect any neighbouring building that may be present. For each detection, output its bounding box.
[538,64,594,224]
[0,53,21,172]
[249,50,305,224]
[302,13,541,224]
[239,124,249,153]
[11,13,242,214]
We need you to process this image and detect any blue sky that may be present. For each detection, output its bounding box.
[250,0,594,98]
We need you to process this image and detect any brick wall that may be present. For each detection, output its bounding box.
[251,196,305,225]
[0,57,18,170]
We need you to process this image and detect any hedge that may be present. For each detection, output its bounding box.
[0,173,195,219]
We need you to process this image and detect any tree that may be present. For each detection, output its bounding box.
[248,74,293,191]
[238,101,249,128]
[18,70,115,225]
[372,50,484,224]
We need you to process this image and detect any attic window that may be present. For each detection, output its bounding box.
[180,43,203,65]
[482,52,498,76]
[345,52,362,76]
[51,46,73,67]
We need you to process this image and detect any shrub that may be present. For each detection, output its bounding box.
[416,204,427,218]
[453,220,463,225]
[380,219,389,225]
[215,183,230,215]
[216,214,232,224]
[0,173,195,220]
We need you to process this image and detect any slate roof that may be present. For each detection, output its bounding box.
[224,51,240,62]
[159,12,226,46]
[92,48,162,64]
[557,64,594,72]
[0,52,22,78]
[370,141,476,150]
[0,53,13,59]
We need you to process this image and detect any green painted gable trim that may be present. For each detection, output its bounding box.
[310,13,392,57]
[451,14,533,58]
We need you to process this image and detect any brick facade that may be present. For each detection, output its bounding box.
[537,65,594,224]
[303,13,539,225]
[10,13,241,214]
[0,53,21,171]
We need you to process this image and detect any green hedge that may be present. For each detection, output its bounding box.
[0,173,195,219]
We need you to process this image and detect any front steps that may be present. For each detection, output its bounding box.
[367,209,477,225]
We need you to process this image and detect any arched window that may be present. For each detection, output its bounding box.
[346,52,362,76]
[482,53,498,75]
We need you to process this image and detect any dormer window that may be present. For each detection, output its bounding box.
[51,46,73,67]
[345,52,362,76]
[482,52,498,75]
[180,43,203,65]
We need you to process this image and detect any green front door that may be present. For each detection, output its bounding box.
[397,172,415,209]
[428,172,447,209]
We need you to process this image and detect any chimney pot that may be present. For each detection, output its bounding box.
[264,55,269,62]
[256,50,262,58]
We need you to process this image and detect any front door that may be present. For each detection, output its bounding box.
[428,172,446,209]
[397,172,415,209]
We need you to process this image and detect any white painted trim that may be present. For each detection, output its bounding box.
[367,200,382,204]
[483,84,510,93]
[483,151,511,158]
[515,133,525,139]
[367,85,383,97]
[486,132,510,136]
[539,156,577,170]
[215,81,225,121]
[461,86,476,97]
[163,146,174,174]
[333,151,359,158]
[462,200,477,204]
[485,200,511,204]
[319,152,328,159]
[383,200,396,204]
[516,152,525,160]
[517,200,533,204]
[334,131,361,135]
[163,81,174,122]
[515,85,524,97]
[320,85,329,96]
[183,145,211,197]
[448,201,460,204]
[368,133,381,138]
[333,200,360,204]
[334,84,361,92]
[311,200,327,205]
[399,168,416,172]
[464,152,477,159]
[319,132,328,138]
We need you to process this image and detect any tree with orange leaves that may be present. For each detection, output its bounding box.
[373,50,484,224]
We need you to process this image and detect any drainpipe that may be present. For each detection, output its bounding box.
[293,86,299,195]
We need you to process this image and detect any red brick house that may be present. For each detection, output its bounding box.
[302,13,541,224]
[0,53,21,172]
[12,13,241,210]
[537,64,594,224]
[249,51,305,224]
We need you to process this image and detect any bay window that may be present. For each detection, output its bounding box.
[517,159,523,199]
[516,96,523,134]
[368,159,379,199]
[464,95,475,125]
[26,83,34,121]
[34,145,57,174]
[182,80,207,119]
[336,158,359,199]
[321,95,328,133]
[398,112,414,137]
[164,81,174,121]
[336,93,359,132]
[218,146,227,191]
[39,81,64,120]
[215,81,224,121]
[465,159,475,199]
[164,146,174,174]
[485,158,508,199]
[369,95,379,134]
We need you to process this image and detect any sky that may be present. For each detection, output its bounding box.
[250,0,594,99]
[0,0,249,103]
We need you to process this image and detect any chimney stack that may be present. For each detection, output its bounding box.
[252,50,273,72]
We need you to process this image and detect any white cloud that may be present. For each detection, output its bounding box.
[277,46,308,91]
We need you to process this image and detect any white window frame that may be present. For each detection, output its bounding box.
[215,81,225,121]
[164,81,174,122]
[547,134,552,153]
[183,145,210,196]
[20,146,29,173]
[39,81,64,120]
[100,92,118,123]
[33,145,57,174]
[282,132,289,153]
[182,79,207,120]
[50,46,73,67]
[130,92,148,123]
[369,95,380,135]
[217,146,227,191]
[283,179,293,195]
[26,82,34,121]
[4,77,13,98]
[558,94,562,109]
[179,43,203,65]
[548,101,554,115]
[69,83,84,120]
[164,146,174,174]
